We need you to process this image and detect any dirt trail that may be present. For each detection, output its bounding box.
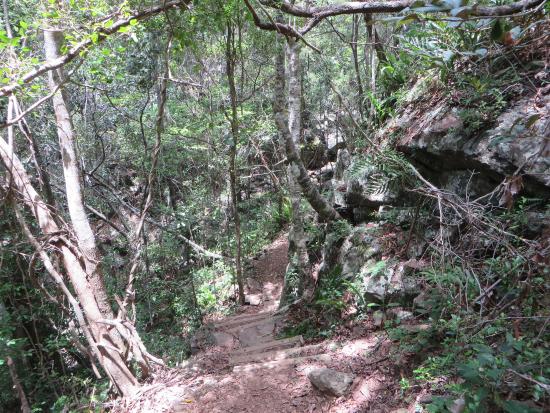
[115,234,410,413]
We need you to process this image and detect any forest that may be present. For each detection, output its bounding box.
[0,0,548,412]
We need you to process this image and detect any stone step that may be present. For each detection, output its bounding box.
[232,353,333,373]
[211,311,274,330]
[224,314,283,334]
[229,342,325,366]
[229,335,304,357]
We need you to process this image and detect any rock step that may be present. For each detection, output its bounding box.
[229,335,304,357]
[229,342,326,366]
[223,314,283,333]
[232,353,333,373]
[211,311,274,330]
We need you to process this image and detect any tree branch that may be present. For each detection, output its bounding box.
[269,0,544,20]
[0,0,191,97]
[257,0,545,35]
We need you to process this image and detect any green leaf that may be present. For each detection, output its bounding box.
[502,400,541,413]
[397,14,420,26]
[525,114,540,129]
[491,19,504,41]
[129,18,138,26]
[458,360,481,382]
[118,26,130,33]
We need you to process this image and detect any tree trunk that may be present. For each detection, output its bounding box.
[30,28,139,396]
[285,38,312,299]
[226,21,245,305]
[273,38,341,224]
[7,357,31,413]
[0,134,138,396]
[43,29,112,315]
[351,15,365,119]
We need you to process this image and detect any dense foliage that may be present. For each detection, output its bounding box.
[0,0,548,411]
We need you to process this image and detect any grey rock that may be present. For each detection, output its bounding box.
[361,260,421,304]
[450,397,466,413]
[387,307,414,321]
[524,211,550,237]
[244,294,262,306]
[373,310,385,327]
[346,173,400,208]
[394,87,550,197]
[321,225,423,305]
[308,368,354,397]
[334,149,351,180]
[326,132,346,160]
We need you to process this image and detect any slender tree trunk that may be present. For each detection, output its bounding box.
[364,14,388,65]
[42,28,138,396]
[351,15,365,119]
[364,14,386,119]
[226,22,245,305]
[273,38,341,224]
[274,37,340,304]
[286,38,311,298]
[43,29,112,315]
[7,357,31,413]
[0,135,139,396]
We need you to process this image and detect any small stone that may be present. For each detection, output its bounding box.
[450,397,465,413]
[373,310,385,327]
[308,368,354,397]
[244,294,262,306]
[402,324,430,333]
[387,307,414,321]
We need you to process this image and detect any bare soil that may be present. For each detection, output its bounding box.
[112,234,418,413]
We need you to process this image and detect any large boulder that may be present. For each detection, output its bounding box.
[308,368,354,396]
[330,225,424,304]
[344,158,401,210]
[360,259,422,304]
[384,83,550,198]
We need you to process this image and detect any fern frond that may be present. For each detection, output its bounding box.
[346,148,414,196]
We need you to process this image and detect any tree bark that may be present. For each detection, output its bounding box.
[7,356,31,413]
[226,21,245,305]
[273,38,341,224]
[43,29,112,314]
[6,28,141,397]
[0,133,138,396]
[351,15,365,119]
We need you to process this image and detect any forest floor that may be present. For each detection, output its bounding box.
[113,234,423,413]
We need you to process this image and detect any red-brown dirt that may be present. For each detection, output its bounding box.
[112,234,416,413]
